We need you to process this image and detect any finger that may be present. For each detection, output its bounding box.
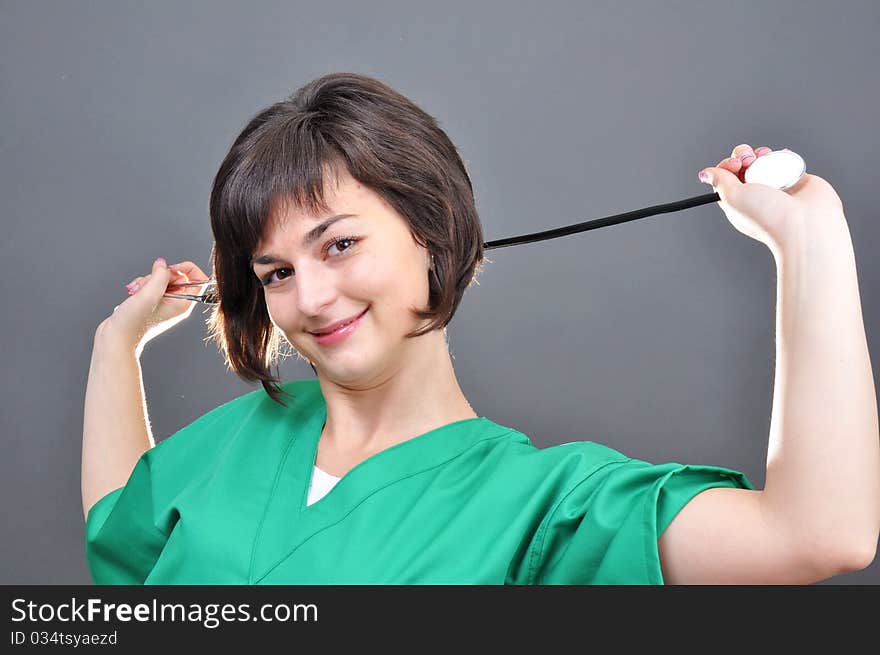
[139,257,172,295]
[755,146,772,156]
[168,261,206,279]
[168,266,189,277]
[718,156,742,174]
[169,263,212,292]
[698,165,742,203]
[127,276,144,294]
[731,143,756,161]
[169,268,190,283]
[127,275,149,294]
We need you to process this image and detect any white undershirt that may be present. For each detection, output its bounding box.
[306,465,342,506]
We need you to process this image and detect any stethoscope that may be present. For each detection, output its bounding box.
[481,149,806,250]
[165,150,805,304]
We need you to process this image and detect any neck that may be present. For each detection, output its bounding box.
[315,329,477,455]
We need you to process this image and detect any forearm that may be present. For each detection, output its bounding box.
[81,329,154,520]
[763,209,880,566]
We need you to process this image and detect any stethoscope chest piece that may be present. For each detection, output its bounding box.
[743,149,806,190]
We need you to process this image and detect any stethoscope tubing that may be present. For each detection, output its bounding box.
[482,192,721,250]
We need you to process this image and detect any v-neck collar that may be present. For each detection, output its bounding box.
[248,379,517,583]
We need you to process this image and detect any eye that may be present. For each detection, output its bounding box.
[261,268,292,287]
[325,236,359,256]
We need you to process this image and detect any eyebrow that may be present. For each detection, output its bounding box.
[250,213,357,266]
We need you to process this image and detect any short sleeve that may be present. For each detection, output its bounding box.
[82,384,281,584]
[527,459,755,584]
[85,449,176,585]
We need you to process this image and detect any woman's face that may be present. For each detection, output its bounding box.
[251,167,434,386]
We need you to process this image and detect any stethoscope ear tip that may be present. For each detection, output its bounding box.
[743,149,806,190]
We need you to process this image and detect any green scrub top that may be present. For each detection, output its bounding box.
[85,379,754,585]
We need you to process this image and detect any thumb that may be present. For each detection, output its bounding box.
[699,166,742,205]
[112,257,175,338]
[139,257,173,301]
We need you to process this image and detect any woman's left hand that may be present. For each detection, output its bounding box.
[699,144,846,252]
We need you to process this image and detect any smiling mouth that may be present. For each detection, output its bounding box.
[309,308,369,336]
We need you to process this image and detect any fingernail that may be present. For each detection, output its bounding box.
[741,153,755,163]
[156,257,167,267]
[698,169,712,184]
[130,282,140,292]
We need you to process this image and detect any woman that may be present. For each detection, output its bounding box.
[82,72,879,584]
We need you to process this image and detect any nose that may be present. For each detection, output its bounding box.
[293,261,338,318]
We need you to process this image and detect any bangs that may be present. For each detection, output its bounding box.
[211,112,346,258]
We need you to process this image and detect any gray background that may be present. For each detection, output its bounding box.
[1,0,877,584]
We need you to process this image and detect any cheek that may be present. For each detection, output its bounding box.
[261,286,300,326]
[358,252,427,309]
[262,298,288,332]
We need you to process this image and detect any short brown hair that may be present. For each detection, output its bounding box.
[206,72,485,405]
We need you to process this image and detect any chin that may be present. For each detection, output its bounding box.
[313,351,384,387]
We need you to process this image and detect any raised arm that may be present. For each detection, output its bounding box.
[81,330,155,519]
[657,145,879,584]
[81,257,208,519]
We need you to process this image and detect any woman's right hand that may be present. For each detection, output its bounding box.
[95,257,211,354]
